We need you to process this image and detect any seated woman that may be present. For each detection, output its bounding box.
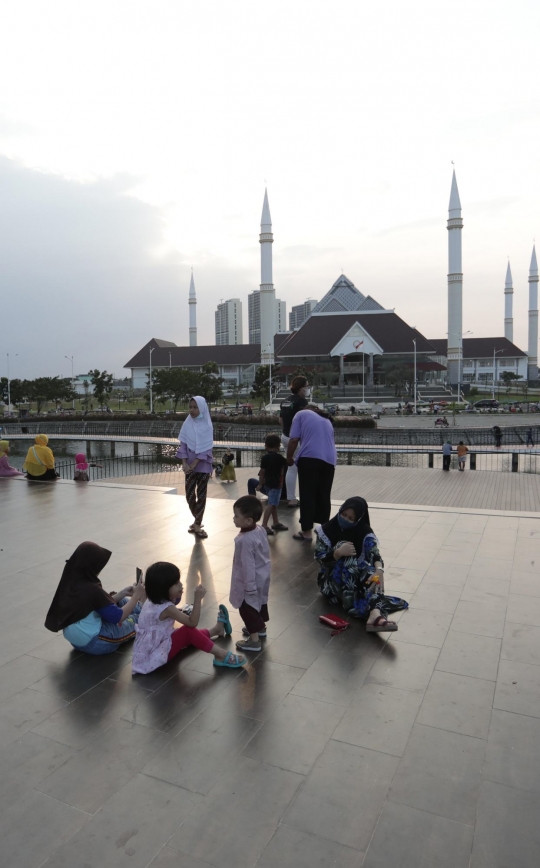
[23,434,58,480]
[45,541,145,654]
[315,496,408,632]
[0,440,24,477]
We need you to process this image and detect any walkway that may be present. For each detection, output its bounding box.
[0,478,539,867]
[101,465,540,513]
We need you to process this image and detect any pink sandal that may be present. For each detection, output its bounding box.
[366,616,398,633]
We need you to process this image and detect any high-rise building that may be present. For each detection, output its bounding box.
[215,299,243,346]
[276,299,287,333]
[248,290,261,344]
[289,299,317,330]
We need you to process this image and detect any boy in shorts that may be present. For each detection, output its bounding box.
[247,434,288,535]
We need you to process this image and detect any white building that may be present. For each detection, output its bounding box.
[427,338,528,388]
[215,298,243,345]
[289,299,317,330]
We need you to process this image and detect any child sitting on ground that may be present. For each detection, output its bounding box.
[231,495,271,653]
[247,434,288,535]
[131,562,246,674]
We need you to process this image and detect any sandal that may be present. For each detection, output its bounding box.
[217,604,232,636]
[188,523,204,533]
[272,523,289,532]
[263,526,275,535]
[366,616,398,633]
[194,529,208,539]
[292,532,312,541]
[213,651,246,668]
[287,500,300,508]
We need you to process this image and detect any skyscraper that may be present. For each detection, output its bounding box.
[289,299,317,330]
[215,299,243,345]
[248,290,261,344]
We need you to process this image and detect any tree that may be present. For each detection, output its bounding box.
[81,380,92,411]
[381,362,411,397]
[500,371,522,393]
[198,361,224,406]
[150,368,201,413]
[89,370,114,407]
[251,366,270,402]
[1,377,26,407]
[25,377,74,413]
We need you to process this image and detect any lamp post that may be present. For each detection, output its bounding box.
[64,355,75,408]
[149,346,155,413]
[493,348,504,400]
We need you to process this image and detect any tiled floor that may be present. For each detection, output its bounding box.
[0,479,540,867]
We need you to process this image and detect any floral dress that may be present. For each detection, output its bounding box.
[315,527,408,620]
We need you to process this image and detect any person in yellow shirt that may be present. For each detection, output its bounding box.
[457,441,468,472]
[23,434,58,481]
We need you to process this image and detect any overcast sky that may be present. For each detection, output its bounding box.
[1,0,539,379]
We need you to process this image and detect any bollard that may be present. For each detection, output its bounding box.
[236,449,242,467]
[470,452,476,470]
[386,453,391,467]
[428,453,434,468]
[512,452,519,473]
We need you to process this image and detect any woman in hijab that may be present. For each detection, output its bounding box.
[45,542,146,654]
[0,440,24,477]
[315,497,408,632]
[177,396,214,539]
[23,434,58,481]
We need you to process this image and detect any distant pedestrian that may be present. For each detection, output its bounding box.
[457,441,468,471]
[177,396,214,539]
[442,440,452,471]
[493,425,503,448]
[526,427,534,447]
[287,407,337,541]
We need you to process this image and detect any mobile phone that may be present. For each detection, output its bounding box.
[135,567,143,585]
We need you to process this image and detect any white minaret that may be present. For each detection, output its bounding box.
[528,246,538,380]
[188,270,197,347]
[259,189,275,363]
[447,170,463,388]
[504,261,513,343]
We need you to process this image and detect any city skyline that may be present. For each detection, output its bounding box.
[1,1,539,378]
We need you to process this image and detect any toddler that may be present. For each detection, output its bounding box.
[132,562,246,674]
[220,448,236,483]
[231,495,271,653]
[74,452,90,482]
[457,441,468,471]
[247,434,288,535]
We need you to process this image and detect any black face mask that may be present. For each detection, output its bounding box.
[337,514,359,530]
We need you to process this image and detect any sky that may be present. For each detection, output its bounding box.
[1,0,540,379]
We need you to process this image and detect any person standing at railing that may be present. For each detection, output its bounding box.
[177,396,214,540]
[442,440,452,471]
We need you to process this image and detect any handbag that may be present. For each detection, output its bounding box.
[319,614,350,635]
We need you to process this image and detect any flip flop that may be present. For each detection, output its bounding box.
[292,533,312,541]
[272,523,289,531]
[213,651,246,668]
[194,529,208,539]
[366,616,398,632]
[217,604,232,636]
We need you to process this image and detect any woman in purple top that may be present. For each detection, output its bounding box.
[286,406,337,541]
[177,396,214,539]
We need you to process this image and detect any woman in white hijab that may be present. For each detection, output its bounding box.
[177,396,214,539]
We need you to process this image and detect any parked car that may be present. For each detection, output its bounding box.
[474,399,499,409]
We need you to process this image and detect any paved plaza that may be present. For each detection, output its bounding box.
[1,477,540,867]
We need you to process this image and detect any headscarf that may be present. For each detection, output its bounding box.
[320,497,373,550]
[44,541,115,632]
[75,452,89,470]
[23,434,55,471]
[179,395,214,453]
[36,434,49,446]
[0,440,9,456]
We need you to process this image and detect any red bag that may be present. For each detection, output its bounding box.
[319,614,350,635]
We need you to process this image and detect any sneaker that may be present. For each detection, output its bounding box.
[263,526,275,535]
[236,638,262,652]
[242,627,267,638]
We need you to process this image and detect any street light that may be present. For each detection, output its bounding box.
[412,339,417,414]
[493,347,504,400]
[149,346,155,413]
[64,355,75,408]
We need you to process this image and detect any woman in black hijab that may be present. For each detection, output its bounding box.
[315,497,408,631]
[45,542,145,654]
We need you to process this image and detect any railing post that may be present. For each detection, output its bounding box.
[236,449,242,467]
[156,443,162,458]
[470,452,476,470]
[86,441,91,458]
[428,452,434,468]
[512,452,519,473]
[134,442,139,459]
[347,452,352,465]
[386,453,391,467]
[110,441,116,458]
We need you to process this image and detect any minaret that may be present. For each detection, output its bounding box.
[447,170,463,388]
[189,270,197,347]
[528,246,538,380]
[504,261,513,343]
[259,189,275,363]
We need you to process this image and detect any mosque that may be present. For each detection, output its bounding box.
[125,177,537,396]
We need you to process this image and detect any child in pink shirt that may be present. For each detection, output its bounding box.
[132,562,246,674]
[231,496,271,654]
